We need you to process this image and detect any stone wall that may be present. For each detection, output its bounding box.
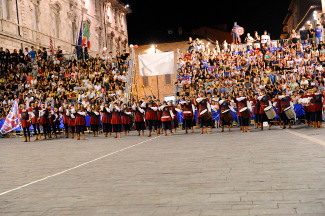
[0,0,130,54]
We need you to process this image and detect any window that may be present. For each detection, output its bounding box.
[71,21,76,43]
[1,0,9,20]
[143,76,149,87]
[51,2,61,38]
[32,4,39,30]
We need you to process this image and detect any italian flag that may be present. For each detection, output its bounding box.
[81,21,90,49]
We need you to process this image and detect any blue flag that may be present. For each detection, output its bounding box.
[0,99,20,134]
[77,20,83,45]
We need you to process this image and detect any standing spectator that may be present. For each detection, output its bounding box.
[75,43,83,60]
[29,46,37,64]
[307,24,315,43]
[56,46,63,62]
[261,30,270,46]
[300,26,308,42]
[315,24,323,45]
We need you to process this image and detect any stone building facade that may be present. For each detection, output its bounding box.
[0,0,130,54]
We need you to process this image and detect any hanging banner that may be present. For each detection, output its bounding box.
[138,51,174,76]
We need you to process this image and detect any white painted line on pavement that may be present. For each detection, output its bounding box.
[0,136,160,197]
[286,130,325,147]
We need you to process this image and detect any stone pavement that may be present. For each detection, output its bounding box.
[0,126,325,216]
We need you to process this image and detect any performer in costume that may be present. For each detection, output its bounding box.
[250,94,260,129]
[51,107,62,138]
[231,22,242,44]
[28,100,41,140]
[59,103,70,138]
[170,101,179,133]
[39,102,50,140]
[121,103,132,136]
[258,90,272,130]
[110,101,122,138]
[141,96,158,137]
[100,102,112,137]
[311,86,324,128]
[68,105,76,139]
[20,104,31,142]
[159,101,174,136]
[87,104,100,137]
[301,88,312,126]
[132,101,145,136]
[156,100,163,134]
[75,103,86,140]
[236,90,252,132]
[179,95,195,134]
[195,91,211,134]
[219,96,235,132]
[278,91,294,129]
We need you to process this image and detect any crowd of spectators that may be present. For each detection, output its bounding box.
[0,45,130,119]
[175,27,325,112]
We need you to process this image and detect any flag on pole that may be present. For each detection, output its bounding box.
[81,21,90,49]
[77,20,83,45]
[0,99,21,134]
[49,35,54,55]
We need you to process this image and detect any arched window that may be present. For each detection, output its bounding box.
[51,2,61,38]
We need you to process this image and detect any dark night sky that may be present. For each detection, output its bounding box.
[120,0,292,45]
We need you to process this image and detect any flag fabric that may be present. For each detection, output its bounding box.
[49,35,54,55]
[138,52,175,76]
[0,99,21,134]
[81,21,90,49]
[77,20,83,45]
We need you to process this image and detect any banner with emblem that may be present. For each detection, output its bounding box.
[0,99,21,134]
[138,51,175,76]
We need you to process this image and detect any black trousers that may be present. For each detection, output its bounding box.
[32,123,40,135]
[112,124,121,133]
[314,111,322,122]
[199,117,209,128]
[102,123,112,133]
[280,113,289,124]
[183,118,193,128]
[76,125,85,134]
[238,116,250,126]
[146,120,157,131]
[220,117,231,126]
[52,124,60,133]
[70,126,75,134]
[41,124,49,135]
[135,122,145,131]
[259,114,271,124]
[162,121,172,131]
[122,124,131,131]
[90,124,99,132]
[64,123,69,134]
[23,127,30,137]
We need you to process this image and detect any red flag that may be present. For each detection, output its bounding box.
[50,36,54,55]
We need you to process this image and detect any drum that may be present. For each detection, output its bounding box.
[200,109,213,121]
[284,106,295,120]
[264,106,276,120]
[239,107,250,119]
[222,109,233,122]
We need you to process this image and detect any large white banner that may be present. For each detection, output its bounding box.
[138,51,174,77]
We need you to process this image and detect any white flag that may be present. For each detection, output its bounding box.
[138,51,174,77]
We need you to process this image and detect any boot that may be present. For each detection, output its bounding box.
[228,126,231,132]
[147,130,151,137]
[35,135,38,141]
[109,132,112,137]
[191,128,194,133]
[65,132,69,138]
[76,134,80,140]
[169,130,172,136]
[48,133,52,139]
[221,127,224,132]
[246,126,250,132]
[158,129,161,134]
[268,124,271,130]
[115,133,117,138]
[105,132,108,137]
[118,133,121,138]
[319,122,324,128]
[54,132,57,138]
[44,134,47,140]
[39,134,42,140]
[206,128,210,134]
[283,124,286,129]
[255,123,258,129]
[164,130,167,136]
[138,131,140,136]
[24,136,27,142]
[240,126,244,133]
[27,136,30,142]
[155,130,158,136]
[185,128,188,134]
[82,134,85,140]
[71,133,74,139]
[142,130,144,136]
[58,132,61,138]
[93,132,96,137]
[200,128,203,134]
